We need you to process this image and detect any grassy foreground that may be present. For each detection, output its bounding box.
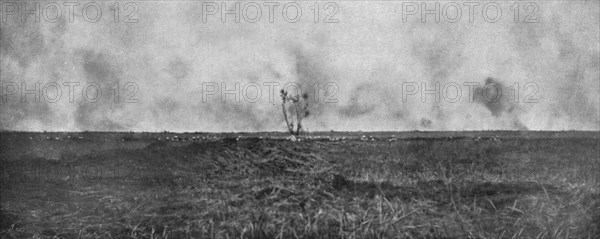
[1,131,598,238]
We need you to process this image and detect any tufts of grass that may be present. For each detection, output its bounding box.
[1,133,598,238]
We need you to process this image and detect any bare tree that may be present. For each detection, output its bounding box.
[280,89,309,135]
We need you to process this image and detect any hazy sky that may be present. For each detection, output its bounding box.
[1,1,598,131]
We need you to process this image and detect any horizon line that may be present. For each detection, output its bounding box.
[1,130,599,133]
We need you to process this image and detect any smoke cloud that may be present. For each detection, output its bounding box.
[0,1,598,131]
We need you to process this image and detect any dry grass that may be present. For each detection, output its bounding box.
[1,132,598,238]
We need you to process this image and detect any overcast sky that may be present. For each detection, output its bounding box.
[1,1,598,132]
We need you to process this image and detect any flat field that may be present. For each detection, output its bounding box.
[1,131,598,238]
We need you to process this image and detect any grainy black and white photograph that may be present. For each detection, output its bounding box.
[0,0,598,238]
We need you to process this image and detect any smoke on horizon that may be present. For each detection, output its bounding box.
[1,1,598,131]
